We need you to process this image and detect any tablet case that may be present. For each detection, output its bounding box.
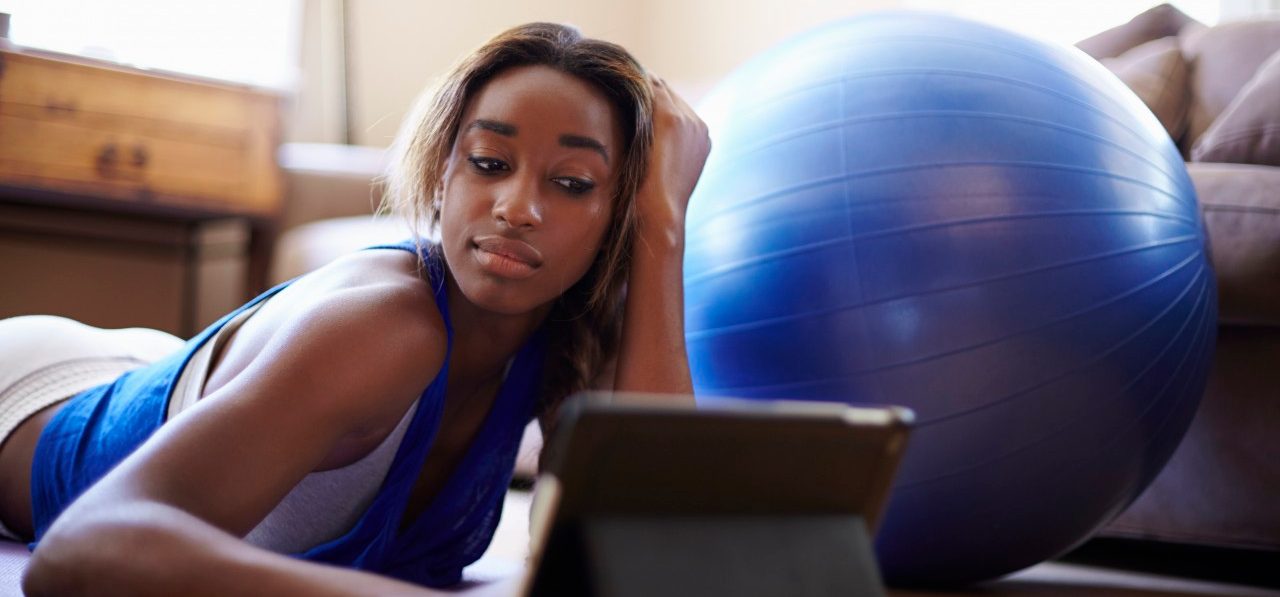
[523,394,912,597]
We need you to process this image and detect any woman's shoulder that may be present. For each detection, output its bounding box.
[274,246,440,325]
[275,247,444,365]
[205,246,447,428]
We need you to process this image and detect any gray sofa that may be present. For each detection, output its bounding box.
[1075,6,1280,553]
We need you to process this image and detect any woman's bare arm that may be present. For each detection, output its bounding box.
[23,282,454,596]
[612,76,711,398]
[24,501,451,596]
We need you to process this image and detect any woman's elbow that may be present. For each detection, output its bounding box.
[24,507,180,596]
[24,523,110,595]
[23,542,77,596]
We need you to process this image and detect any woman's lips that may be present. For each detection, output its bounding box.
[473,236,543,279]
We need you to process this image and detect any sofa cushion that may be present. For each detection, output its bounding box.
[1188,162,1280,326]
[1191,50,1280,167]
[1101,37,1189,141]
[277,143,388,231]
[1183,19,1280,150]
[1175,20,1209,57]
[1076,3,1199,59]
[270,215,413,284]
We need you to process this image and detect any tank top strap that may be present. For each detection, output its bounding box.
[294,240,455,570]
[224,239,537,587]
[382,320,546,584]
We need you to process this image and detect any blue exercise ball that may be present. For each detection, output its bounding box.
[684,12,1216,587]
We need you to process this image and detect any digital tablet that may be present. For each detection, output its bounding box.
[519,393,913,597]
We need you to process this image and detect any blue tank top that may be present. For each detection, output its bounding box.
[30,241,546,587]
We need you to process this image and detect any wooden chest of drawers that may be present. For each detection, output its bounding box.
[0,202,251,337]
[0,46,284,336]
[0,47,283,215]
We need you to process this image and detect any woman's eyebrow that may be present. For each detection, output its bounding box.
[560,134,609,164]
[468,119,517,136]
[467,119,608,164]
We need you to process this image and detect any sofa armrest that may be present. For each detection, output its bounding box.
[277,143,389,231]
[269,215,410,284]
[1190,162,1280,326]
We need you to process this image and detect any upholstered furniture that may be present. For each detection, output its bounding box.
[1079,6,1280,553]
[268,143,404,284]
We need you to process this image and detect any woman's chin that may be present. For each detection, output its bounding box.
[456,282,552,319]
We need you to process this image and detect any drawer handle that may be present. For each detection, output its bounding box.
[96,143,119,170]
[131,144,149,168]
[95,142,147,180]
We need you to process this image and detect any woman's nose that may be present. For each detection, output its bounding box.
[491,176,544,230]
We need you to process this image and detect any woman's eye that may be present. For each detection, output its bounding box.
[553,177,595,195]
[467,156,509,174]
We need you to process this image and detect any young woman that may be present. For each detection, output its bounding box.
[0,22,709,595]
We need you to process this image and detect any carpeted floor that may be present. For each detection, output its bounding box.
[3,489,1276,596]
[477,488,1280,597]
[0,540,28,597]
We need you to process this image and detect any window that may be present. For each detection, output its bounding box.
[0,0,301,91]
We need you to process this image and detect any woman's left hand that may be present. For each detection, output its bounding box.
[610,74,705,397]
[634,75,711,238]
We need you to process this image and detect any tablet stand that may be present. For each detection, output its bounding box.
[529,514,886,597]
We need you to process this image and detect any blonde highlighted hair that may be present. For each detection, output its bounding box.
[382,22,654,424]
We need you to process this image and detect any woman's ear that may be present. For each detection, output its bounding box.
[432,174,446,206]
[435,157,451,201]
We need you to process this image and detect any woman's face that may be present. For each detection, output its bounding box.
[439,64,624,316]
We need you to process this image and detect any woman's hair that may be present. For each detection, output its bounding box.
[383,22,654,429]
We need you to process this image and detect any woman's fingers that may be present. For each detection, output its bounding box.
[650,74,694,118]
[635,73,711,231]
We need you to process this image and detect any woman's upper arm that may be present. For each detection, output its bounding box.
[61,283,445,538]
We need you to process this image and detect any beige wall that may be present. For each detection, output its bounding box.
[640,0,896,99]
[343,0,647,147]
[312,0,1258,147]
[338,0,895,147]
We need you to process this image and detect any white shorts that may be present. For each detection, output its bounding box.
[0,316,184,540]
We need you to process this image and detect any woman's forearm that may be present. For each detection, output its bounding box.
[610,75,708,400]
[24,500,452,596]
[613,219,694,398]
